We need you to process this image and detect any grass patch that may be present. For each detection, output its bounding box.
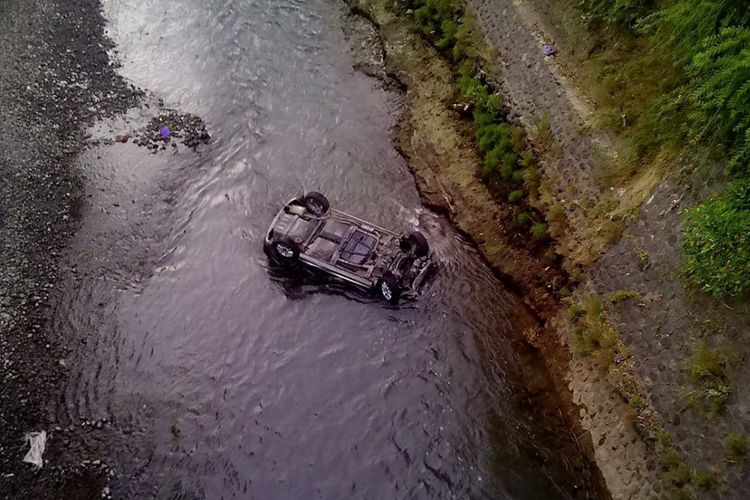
[568,294,622,366]
[627,393,646,410]
[679,341,730,416]
[725,433,749,463]
[690,468,719,491]
[608,289,641,305]
[660,448,691,487]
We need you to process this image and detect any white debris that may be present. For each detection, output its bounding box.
[23,431,46,469]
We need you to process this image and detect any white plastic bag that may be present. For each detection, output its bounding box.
[23,431,46,469]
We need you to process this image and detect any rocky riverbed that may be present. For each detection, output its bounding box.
[0,1,210,497]
[0,0,138,496]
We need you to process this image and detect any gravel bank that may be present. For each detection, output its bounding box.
[0,0,141,496]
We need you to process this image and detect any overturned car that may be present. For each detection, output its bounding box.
[263,192,434,303]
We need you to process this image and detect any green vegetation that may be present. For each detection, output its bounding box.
[608,289,641,305]
[679,341,730,415]
[569,294,621,365]
[530,223,549,241]
[682,180,750,297]
[403,0,548,244]
[690,468,719,490]
[578,0,750,297]
[627,393,646,410]
[725,433,749,462]
[567,303,584,319]
[660,448,692,487]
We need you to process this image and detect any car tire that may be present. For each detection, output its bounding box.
[271,237,300,266]
[403,231,429,258]
[377,272,401,304]
[303,192,330,216]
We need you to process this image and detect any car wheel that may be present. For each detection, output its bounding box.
[401,231,429,258]
[303,192,330,216]
[271,237,300,265]
[377,272,401,304]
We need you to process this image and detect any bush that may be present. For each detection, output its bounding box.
[691,468,718,490]
[414,0,461,46]
[726,433,750,461]
[680,341,730,415]
[581,0,652,26]
[508,190,524,203]
[608,289,641,304]
[687,27,750,170]
[409,0,544,243]
[568,295,622,365]
[515,211,531,227]
[531,222,549,240]
[682,182,750,297]
[568,303,584,319]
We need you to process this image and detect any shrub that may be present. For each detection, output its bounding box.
[687,27,750,169]
[530,223,549,240]
[581,0,652,26]
[691,468,718,490]
[682,181,750,297]
[522,167,540,199]
[726,433,750,462]
[608,289,641,304]
[452,16,480,62]
[436,19,459,50]
[414,0,461,45]
[568,303,584,319]
[628,394,646,409]
[499,164,514,180]
[660,448,691,486]
[508,190,524,203]
[680,341,730,415]
[515,211,531,227]
[568,295,622,365]
[459,74,488,103]
[583,294,604,316]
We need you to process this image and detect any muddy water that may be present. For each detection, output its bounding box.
[53,0,598,497]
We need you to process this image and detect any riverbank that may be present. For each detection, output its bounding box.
[0,0,144,496]
[346,0,750,498]
[343,0,618,496]
[340,0,678,498]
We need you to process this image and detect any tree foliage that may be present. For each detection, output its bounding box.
[581,0,652,26]
[688,27,750,171]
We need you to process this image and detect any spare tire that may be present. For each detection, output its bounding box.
[303,192,330,216]
[404,231,429,258]
[376,272,401,304]
[270,236,300,266]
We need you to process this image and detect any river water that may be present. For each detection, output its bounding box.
[53,0,601,497]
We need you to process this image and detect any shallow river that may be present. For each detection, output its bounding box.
[53,0,600,497]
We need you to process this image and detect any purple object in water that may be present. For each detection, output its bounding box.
[159,125,171,139]
[543,44,557,57]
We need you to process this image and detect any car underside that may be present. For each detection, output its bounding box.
[263,192,434,303]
